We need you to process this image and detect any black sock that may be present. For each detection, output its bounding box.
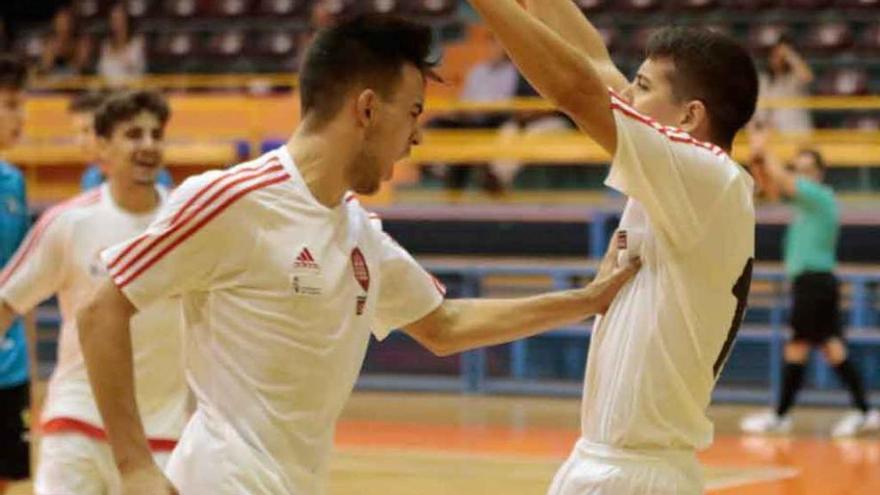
[776,363,806,417]
[833,359,869,413]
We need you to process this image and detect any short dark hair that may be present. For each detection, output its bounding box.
[69,90,111,114]
[646,27,759,149]
[94,90,170,138]
[0,53,28,91]
[797,148,826,173]
[299,15,437,128]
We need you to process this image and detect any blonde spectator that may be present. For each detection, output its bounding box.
[758,39,815,133]
[39,6,91,78]
[98,3,146,87]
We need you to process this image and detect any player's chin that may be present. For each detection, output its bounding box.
[352,180,381,196]
[132,171,158,186]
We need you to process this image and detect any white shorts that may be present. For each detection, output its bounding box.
[548,438,704,495]
[34,432,172,495]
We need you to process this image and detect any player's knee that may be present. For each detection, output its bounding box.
[784,342,810,363]
[821,339,847,365]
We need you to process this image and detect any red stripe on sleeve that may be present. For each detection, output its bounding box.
[115,173,290,288]
[108,159,281,271]
[609,95,727,157]
[109,164,285,279]
[0,190,101,287]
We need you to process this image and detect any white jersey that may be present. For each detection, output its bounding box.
[580,92,755,451]
[101,147,445,495]
[0,185,187,444]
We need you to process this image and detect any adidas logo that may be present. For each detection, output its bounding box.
[294,248,320,271]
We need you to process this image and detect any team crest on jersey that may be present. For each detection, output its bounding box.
[351,248,370,315]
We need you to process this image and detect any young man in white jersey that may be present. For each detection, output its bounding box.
[466,1,759,493]
[76,16,640,495]
[0,90,189,494]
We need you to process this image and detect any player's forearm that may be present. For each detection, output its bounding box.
[467,0,615,151]
[77,291,153,472]
[523,0,628,91]
[426,288,599,356]
[467,0,607,111]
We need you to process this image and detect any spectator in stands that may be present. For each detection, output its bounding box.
[432,35,519,192]
[97,2,146,87]
[490,75,573,190]
[0,53,32,494]
[294,0,339,70]
[39,5,91,78]
[756,39,814,133]
[742,126,880,437]
[70,91,174,190]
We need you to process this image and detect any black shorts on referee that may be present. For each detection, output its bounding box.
[0,381,30,481]
[790,271,842,345]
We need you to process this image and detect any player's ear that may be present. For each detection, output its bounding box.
[355,89,378,128]
[680,99,708,135]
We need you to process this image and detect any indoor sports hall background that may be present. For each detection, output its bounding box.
[2,0,879,493]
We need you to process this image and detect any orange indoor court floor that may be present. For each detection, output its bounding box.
[10,391,879,494]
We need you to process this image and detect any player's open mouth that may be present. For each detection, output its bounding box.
[132,152,160,168]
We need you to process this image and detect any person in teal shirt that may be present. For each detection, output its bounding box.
[741,132,878,438]
[0,53,32,492]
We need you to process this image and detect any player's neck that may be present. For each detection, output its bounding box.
[108,179,159,214]
[287,128,349,209]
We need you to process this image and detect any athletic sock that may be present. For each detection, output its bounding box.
[776,362,806,417]
[833,359,869,413]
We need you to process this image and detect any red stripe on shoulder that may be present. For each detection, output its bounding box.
[115,172,290,288]
[169,158,281,226]
[0,190,101,286]
[610,98,728,158]
[109,163,284,276]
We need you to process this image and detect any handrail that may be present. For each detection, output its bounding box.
[26,75,880,111]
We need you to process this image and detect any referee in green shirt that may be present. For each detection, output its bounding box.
[742,131,878,437]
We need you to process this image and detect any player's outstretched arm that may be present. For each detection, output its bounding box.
[467,0,618,154]
[520,0,628,92]
[77,280,177,495]
[404,244,638,356]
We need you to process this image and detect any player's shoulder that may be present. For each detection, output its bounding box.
[342,192,383,230]
[44,188,103,221]
[35,188,104,233]
[171,153,291,205]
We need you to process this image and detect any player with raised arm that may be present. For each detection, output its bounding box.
[467,1,759,492]
[77,16,639,495]
[0,90,188,495]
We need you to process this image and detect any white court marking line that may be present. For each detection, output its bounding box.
[706,466,801,491]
